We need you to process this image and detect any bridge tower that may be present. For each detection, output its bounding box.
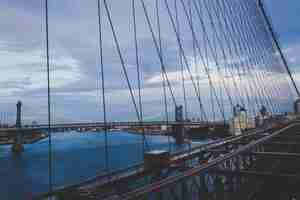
[12,101,24,153]
[173,105,185,145]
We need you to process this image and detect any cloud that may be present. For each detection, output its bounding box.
[0,0,298,124]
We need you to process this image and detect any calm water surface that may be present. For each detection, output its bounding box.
[0,131,209,200]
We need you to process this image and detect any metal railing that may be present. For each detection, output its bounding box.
[107,123,296,200]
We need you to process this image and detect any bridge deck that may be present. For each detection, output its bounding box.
[39,123,281,200]
[0,121,225,134]
[105,122,299,200]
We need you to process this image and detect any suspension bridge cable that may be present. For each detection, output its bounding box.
[243,0,280,114]
[257,0,300,98]
[257,16,293,103]
[212,2,255,126]
[223,0,264,115]
[139,0,178,107]
[211,0,255,118]
[216,0,257,118]
[253,8,293,113]
[176,0,227,123]
[97,0,109,172]
[186,0,210,122]
[44,0,53,194]
[131,0,147,156]
[203,0,245,109]
[246,0,285,114]
[187,0,217,122]
[239,3,277,115]
[155,0,171,152]
[193,0,236,111]
[176,0,191,160]
[257,13,296,104]
[230,0,268,111]
[190,0,235,119]
[163,0,210,123]
[232,0,276,114]
[248,3,283,113]
[196,0,229,122]
[256,15,294,109]
[175,0,188,121]
[102,0,142,122]
[216,0,260,117]
[195,1,219,122]
[187,0,198,120]
[239,1,280,114]
[229,0,276,114]
[252,1,295,109]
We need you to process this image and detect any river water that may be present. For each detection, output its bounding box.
[0,131,209,200]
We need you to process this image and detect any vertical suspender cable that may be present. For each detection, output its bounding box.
[132,0,147,157]
[206,0,253,130]
[242,1,279,114]
[44,0,53,194]
[163,0,210,123]
[155,0,171,152]
[216,0,259,118]
[203,0,245,110]
[222,0,262,116]
[188,0,229,121]
[97,0,109,172]
[176,0,191,160]
[228,0,276,114]
[103,0,141,121]
[175,0,188,121]
[102,0,150,155]
[244,1,282,113]
[139,0,178,107]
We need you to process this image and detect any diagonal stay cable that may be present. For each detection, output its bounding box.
[202,0,246,111]
[246,0,282,113]
[238,0,280,114]
[102,0,141,121]
[186,0,218,122]
[163,0,210,123]
[214,0,258,118]
[155,0,171,152]
[250,0,294,111]
[227,0,275,114]
[175,0,229,121]
[192,0,235,114]
[241,0,279,114]
[139,0,178,107]
[175,0,188,121]
[97,0,109,172]
[218,0,260,116]
[131,0,150,155]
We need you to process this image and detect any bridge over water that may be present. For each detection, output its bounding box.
[0,0,300,199]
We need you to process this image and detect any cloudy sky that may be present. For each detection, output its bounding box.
[0,0,299,124]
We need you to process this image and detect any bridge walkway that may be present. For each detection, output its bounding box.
[38,122,288,200]
[104,122,300,200]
